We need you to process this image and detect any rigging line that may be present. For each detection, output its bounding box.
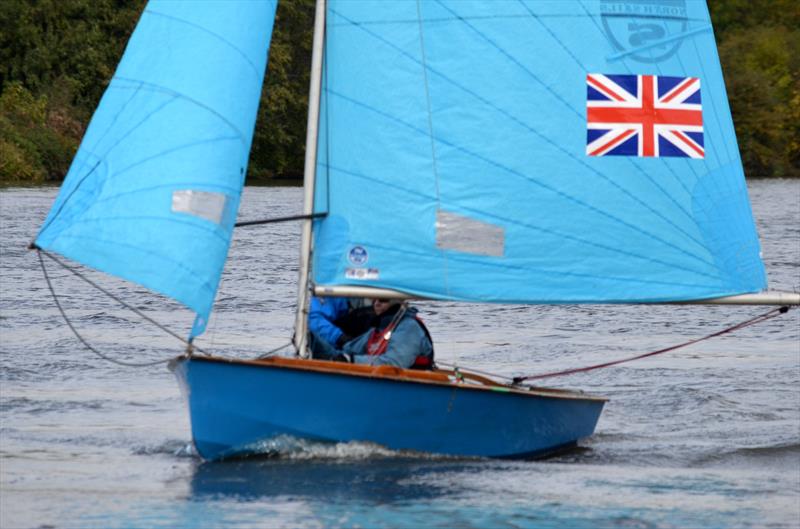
[34,247,212,357]
[235,212,327,227]
[414,0,450,298]
[328,18,719,269]
[46,233,223,300]
[414,1,442,205]
[37,250,175,367]
[512,306,790,383]
[256,340,295,359]
[434,360,514,382]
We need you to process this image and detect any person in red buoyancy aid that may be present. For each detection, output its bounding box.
[310,299,434,369]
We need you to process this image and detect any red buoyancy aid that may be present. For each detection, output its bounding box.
[365,314,434,369]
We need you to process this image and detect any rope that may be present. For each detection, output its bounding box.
[256,340,294,359]
[435,360,514,383]
[37,248,211,366]
[512,306,790,384]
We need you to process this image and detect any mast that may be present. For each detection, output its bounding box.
[293,0,326,357]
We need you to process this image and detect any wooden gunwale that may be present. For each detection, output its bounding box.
[180,355,608,402]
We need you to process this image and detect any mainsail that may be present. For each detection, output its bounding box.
[311,0,767,303]
[35,0,277,336]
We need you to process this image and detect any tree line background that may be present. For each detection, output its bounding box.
[1,0,797,185]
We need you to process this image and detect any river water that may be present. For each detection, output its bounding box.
[1,180,798,529]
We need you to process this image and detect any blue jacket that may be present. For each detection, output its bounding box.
[308,296,350,346]
[342,307,433,368]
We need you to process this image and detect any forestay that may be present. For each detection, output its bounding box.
[35,0,277,336]
[311,0,767,303]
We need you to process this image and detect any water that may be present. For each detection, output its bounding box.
[1,180,798,529]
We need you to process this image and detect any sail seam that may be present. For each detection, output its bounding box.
[111,77,249,148]
[111,135,242,178]
[324,162,723,282]
[36,158,103,242]
[326,89,719,271]
[56,214,232,245]
[144,9,265,82]
[526,0,699,225]
[329,9,715,265]
[576,0,698,200]
[37,83,146,240]
[66,181,240,214]
[326,15,709,27]
[438,0,705,248]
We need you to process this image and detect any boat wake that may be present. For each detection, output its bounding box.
[237,435,470,461]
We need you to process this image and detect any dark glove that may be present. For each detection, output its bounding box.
[335,333,353,348]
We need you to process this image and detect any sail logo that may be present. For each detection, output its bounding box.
[348,245,369,265]
[586,73,703,158]
[600,0,688,63]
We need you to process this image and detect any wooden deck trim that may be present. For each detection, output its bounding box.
[181,355,608,403]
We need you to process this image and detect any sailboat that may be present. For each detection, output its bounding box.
[33,0,799,460]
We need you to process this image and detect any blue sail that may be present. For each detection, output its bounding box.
[36,0,277,336]
[312,0,767,303]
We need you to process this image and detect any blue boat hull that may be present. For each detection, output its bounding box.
[171,356,606,460]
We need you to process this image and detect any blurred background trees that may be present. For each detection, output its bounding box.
[0,0,797,184]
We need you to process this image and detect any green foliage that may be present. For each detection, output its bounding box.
[0,0,797,184]
[0,81,81,184]
[0,0,144,185]
[718,25,800,176]
[249,0,314,181]
[707,0,800,36]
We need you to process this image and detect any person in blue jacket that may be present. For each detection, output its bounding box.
[311,299,434,369]
[308,296,351,348]
[308,296,374,349]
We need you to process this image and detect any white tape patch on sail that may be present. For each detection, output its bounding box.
[436,210,505,257]
[171,190,227,225]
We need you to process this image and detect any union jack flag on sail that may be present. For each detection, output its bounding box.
[586,74,704,158]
